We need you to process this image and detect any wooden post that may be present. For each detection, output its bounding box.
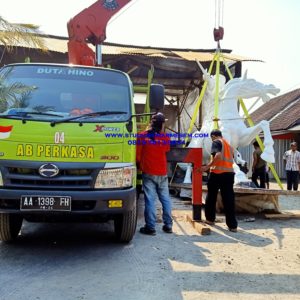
[184,148,202,220]
[167,148,203,220]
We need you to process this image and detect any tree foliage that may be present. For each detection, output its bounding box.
[0,16,47,109]
[0,15,48,51]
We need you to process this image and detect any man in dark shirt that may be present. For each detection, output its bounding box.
[251,141,267,188]
[136,113,173,235]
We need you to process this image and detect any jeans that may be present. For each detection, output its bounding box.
[251,166,266,188]
[286,170,299,191]
[205,172,238,229]
[142,174,173,230]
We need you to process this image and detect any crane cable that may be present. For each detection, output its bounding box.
[212,0,224,128]
[215,0,224,29]
[214,0,224,46]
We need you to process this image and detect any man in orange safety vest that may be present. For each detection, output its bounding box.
[201,129,238,232]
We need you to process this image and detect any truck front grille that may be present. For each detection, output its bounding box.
[1,162,102,190]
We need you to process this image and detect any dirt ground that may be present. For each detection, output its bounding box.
[166,182,300,300]
[0,180,299,300]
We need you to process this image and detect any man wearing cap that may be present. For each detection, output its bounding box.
[201,129,238,232]
[136,112,173,235]
[283,142,300,191]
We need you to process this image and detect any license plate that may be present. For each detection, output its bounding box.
[21,196,71,211]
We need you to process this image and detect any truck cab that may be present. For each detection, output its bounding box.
[0,63,164,242]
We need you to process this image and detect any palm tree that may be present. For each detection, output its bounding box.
[0,15,48,52]
[0,16,48,113]
[0,68,36,113]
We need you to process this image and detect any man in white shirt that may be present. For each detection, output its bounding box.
[283,142,300,191]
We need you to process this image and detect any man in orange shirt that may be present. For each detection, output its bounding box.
[136,113,173,235]
[201,129,238,232]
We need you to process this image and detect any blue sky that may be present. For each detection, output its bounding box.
[2,0,300,103]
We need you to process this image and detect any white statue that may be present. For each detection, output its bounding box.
[184,66,280,185]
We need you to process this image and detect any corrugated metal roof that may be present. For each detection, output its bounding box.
[44,37,68,53]
[102,45,170,58]
[93,44,256,62]
[172,51,255,62]
[0,34,257,62]
[0,36,68,53]
[173,51,215,62]
[1,34,261,97]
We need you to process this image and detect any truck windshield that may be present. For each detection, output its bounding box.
[0,65,131,122]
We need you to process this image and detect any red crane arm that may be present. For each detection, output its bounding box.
[67,0,131,65]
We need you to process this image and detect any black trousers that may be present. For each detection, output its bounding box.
[251,167,266,188]
[286,170,299,191]
[205,172,238,229]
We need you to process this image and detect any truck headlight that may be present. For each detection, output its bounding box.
[94,167,135,189]
[0,171,3,186]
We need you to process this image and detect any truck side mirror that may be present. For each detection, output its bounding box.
[149,84,164,110]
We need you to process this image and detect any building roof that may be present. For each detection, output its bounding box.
[251,88,300,132]
[13,34,256,62]
[0,34,260,96]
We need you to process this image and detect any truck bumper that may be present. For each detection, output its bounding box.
[0,187,136,215]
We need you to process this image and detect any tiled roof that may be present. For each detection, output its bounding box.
[251,88,300,131]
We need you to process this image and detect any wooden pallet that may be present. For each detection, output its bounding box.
[170,183,300,214]
[264,212,300,219]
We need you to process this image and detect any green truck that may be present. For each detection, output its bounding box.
[0,63,164,243]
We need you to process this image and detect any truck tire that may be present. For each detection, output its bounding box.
[0,213,23,242]
[114,199,137,243]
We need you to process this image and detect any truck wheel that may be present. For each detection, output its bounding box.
[114,199,137,243]
[0,213,23,242]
